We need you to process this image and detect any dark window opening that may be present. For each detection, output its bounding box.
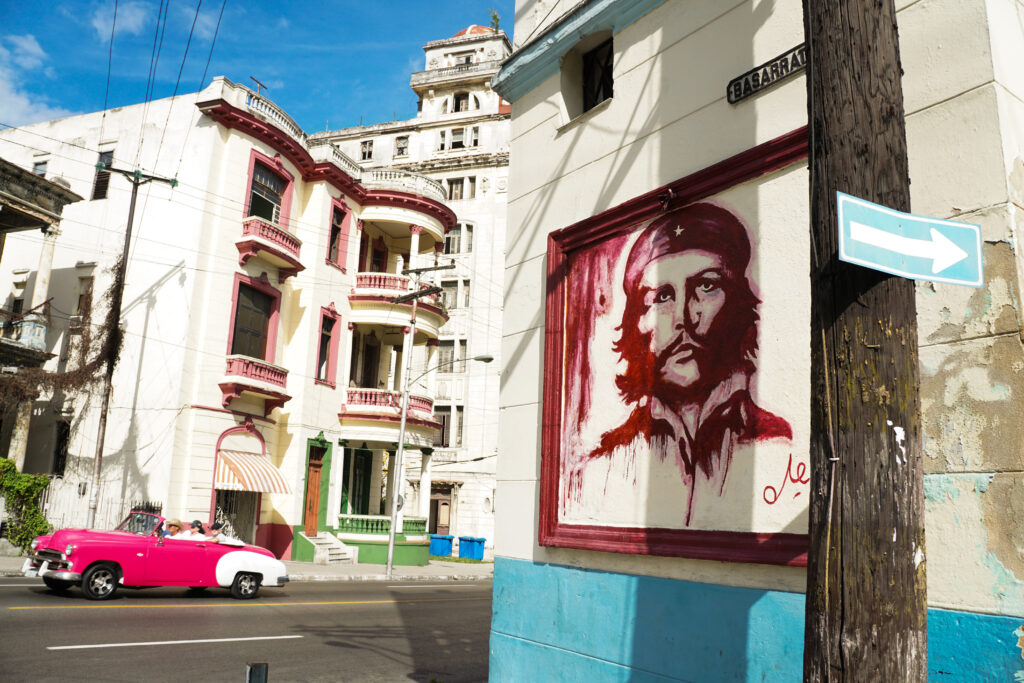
[231,284,273,359]
[455,406,464,447]
[582,38,614,112]
[454,92,470,112]
[361,140,373,160]
[395,136,409,156]
[33,160,47,177]
[317,316,335,382]
[52,421,70,476]
[447,178,463,201]
[11,298,23,314]
[451,128,465,150]
[328,208,345,265]
[92,150,114,200]
[249,162,286,224]
[434,407,452,447]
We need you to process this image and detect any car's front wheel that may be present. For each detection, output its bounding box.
[42,576,74,593]
[82,563,119,600]
[230,572,260,599]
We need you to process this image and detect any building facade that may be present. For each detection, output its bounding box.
[0,72,463,563]
[316,25,511,548]
[491,0,1024,680]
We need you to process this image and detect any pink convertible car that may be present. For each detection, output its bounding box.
[22,511,289,600]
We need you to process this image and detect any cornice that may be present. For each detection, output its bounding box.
[492,0,669,102]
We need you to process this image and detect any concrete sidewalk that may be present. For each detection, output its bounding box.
[0,553,492,582]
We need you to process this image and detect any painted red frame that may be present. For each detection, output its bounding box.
[315,303,342,387]
[243,149,295,231]
[226,272,282,364]
[326,196,352,272]
[540,127,810,566]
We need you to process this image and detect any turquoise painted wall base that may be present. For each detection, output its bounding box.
[489,557,1023,682]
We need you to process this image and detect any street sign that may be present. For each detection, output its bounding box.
[837,191,983,287]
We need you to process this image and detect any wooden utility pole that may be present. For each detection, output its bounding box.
[803,2,927,680]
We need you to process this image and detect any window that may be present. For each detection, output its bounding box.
[11,298,23,315]
[327,205,349,269]
[249,162,286,224]
[441,281,458,310]
[395,136,409,157]
[434,407,452,447]
[464,224,473,252]
[316,310,339,385]
[91,150,113,200]
[582,38,614,112]
[466,176,476,199]
[462,281,471,308]
[360,140,373,160]
[74,276,94,314]
[32,160,47,177]
[451,128,465,150]
[455,406,464,447]
[231,283,274,359]
[470,127,479,147]
[438,340,455,368]
[444,226,460,254]
[454,92,470,112]
[456,340,468,372]
[447,178,464,201]
[52,421,70,476]
[438,130,446,151]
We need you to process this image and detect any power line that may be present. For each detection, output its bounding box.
[97,0,119,149]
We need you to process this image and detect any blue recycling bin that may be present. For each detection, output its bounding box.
[429,534,453,556]
[458,536,485,560]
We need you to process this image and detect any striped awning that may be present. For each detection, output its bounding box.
[214,450,290,494]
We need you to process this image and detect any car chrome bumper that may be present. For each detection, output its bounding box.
[22,558,82,582]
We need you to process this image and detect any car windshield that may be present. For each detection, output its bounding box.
[115,512,161,536]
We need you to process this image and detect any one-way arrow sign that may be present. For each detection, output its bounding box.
[837,191,983,287]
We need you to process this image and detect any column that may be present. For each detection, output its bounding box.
[418,449,433,519]
[22,224,61,351]
[408,225,423,272]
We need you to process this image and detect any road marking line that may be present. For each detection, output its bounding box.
[10,596,489,610]
[0,584,47,587]
[387,585,479,589]
[48,635,302,651]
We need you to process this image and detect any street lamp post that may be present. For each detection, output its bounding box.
[384,352,493,579]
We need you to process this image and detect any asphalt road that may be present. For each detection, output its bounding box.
[0,575,492,682]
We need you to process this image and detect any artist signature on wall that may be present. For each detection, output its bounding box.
[763,453,810,505]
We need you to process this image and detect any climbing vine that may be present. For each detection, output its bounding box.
[0,256,125,412]
[0,458,51,552]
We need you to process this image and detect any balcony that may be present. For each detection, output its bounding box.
[361,169,446,203]
[236,217,304,281]
[219,355,291,414]
[338,388,439,448]
[409,59,504,89]
[348,272,448,341]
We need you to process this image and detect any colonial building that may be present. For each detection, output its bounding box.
[491,0,1024,679]
[316,25,510,547]
[0,67,465,564]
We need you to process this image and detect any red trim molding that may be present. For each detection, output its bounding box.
[363,189,457,232]
[540,127,809,567]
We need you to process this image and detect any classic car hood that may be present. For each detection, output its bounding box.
[45,528,141,549]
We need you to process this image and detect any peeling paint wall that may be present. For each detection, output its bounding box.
[907,0,1024,618]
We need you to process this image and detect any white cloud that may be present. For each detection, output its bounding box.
[5,35,46,70]
[0,39,75,126]
[91,1,151,41]
[175,4,221,41]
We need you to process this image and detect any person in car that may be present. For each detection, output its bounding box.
[162,519,186,538]
[183,520,206,540]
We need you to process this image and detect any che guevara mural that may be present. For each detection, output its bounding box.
[544,173,811,559]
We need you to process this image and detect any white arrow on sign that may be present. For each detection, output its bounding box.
[849,221,969,274]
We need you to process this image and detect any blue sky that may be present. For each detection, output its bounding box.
[0,1,515,132]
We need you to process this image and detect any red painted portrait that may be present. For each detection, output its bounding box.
[539,132,810,564]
